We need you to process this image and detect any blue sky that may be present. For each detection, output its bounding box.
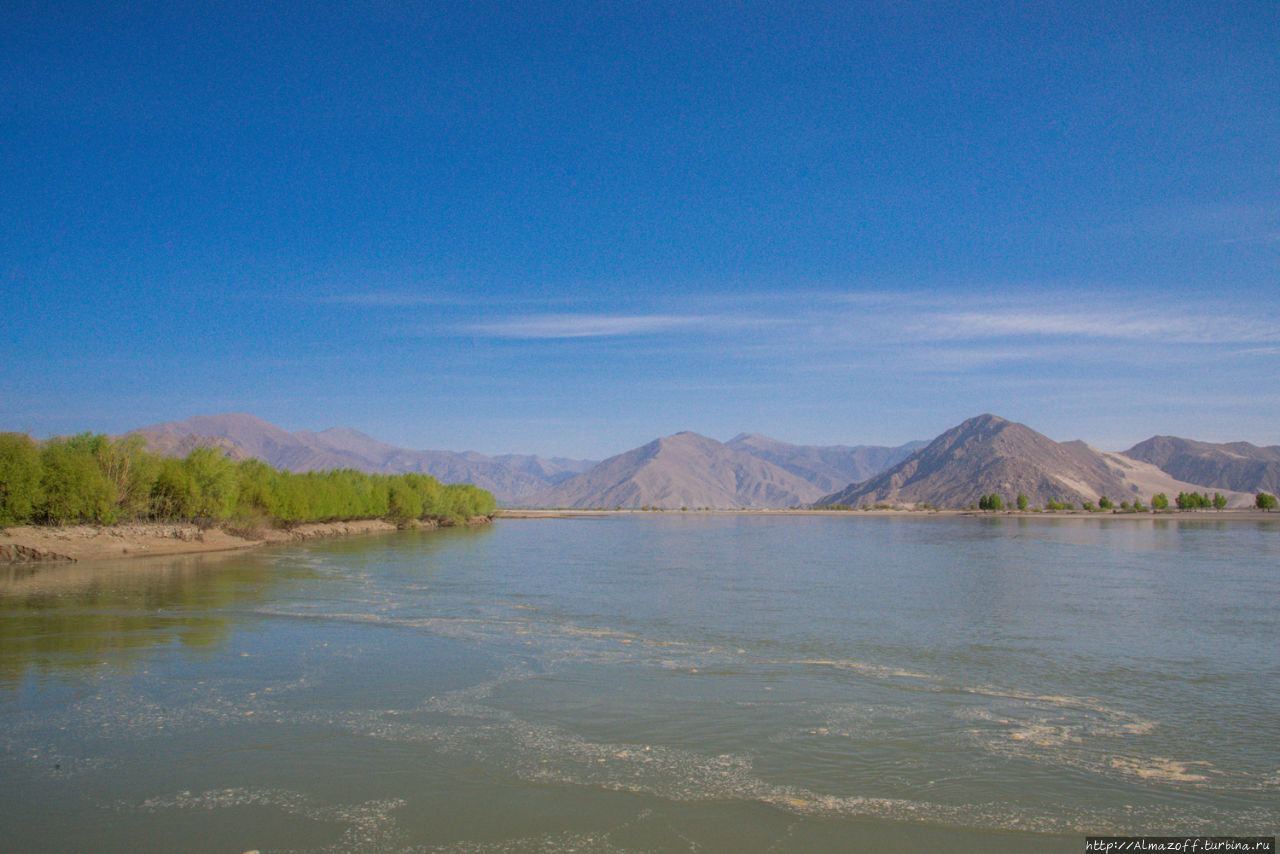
[3,1,1277,458]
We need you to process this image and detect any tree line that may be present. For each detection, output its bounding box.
[977,490,1279,512]
[0,432,495,528]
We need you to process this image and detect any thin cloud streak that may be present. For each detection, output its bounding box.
[466,313,786,339]
[470,313,705,339]
[921,310,1280,344]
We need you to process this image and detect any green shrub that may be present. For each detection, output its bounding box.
[0,433,43,525]
[39,436,117,524]
[2,432,495,529]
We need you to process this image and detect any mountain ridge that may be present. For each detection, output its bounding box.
[1123,435,1280,495]
[124,412,1270,510]
[820,414,1255,508]
[528,431,827,509]
[129,414,596,504]
[723,433,926,494]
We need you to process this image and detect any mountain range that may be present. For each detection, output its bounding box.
[819,414,1254,509]
[130,414,596,503]
[126,413,1274,510]
[1122,436,1280,496]
[724,433,926,494]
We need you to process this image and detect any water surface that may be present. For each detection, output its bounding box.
[1,516,1276,851]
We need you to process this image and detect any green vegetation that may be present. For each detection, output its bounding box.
[1098,495,1114,510]
[1212,492,1227,511]
[0,432,494,528]
[1257,492,1278,511]
[1045,499,1074,511]
[1016,493,1028,511]
[1151,493,1169,511]
[0,433,43,526]
[978,494,1004,511]
[1175,491,1212,510]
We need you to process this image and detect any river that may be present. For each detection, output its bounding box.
[1,515,1276,851]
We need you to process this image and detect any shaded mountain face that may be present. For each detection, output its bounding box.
[1122,436,1280,495]
[529,432,827,509]
[129,414,596,504]
[818,414,1139,509]
[724,433,925,495]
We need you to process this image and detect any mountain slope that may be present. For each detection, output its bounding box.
[1122,436,1280,495]
[725,433,925,494]
[129,414,595,504]
[530,432,825,509]
[135,414,352,470]
[818,414,1138,508]
[1099,451,1253,507]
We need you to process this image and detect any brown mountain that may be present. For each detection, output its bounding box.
[1122,436,1280,495]
[724,433,926,495]
[129,414,595,504]
[529,432,826,509]
[820,414,1148,509]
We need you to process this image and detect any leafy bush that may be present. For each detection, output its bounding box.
[0,433,43,525]
[0,433,495,528]
[39,436,118,524]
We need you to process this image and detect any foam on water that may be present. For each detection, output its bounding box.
[128,787,408,852]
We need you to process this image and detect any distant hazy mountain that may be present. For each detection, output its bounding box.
[1122,435,1280,495]
[816,413,1254,509]
[529,431,827,509]
[129,414,595,504]
[818,414,1104,507]
[129,412,1266,512]
[725,433,925,494]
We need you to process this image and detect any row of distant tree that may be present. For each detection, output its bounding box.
[0,433,496,528]
[820,491,1279,512]
[979,491,1278,512]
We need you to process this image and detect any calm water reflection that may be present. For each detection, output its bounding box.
[0,517,1276,852]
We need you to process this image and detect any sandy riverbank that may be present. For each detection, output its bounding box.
[0,517,492,564]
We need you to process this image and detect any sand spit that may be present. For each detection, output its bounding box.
[0,516,492,564]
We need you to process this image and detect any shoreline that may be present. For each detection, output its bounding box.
[0,516,493,565]
[497,507,1280,521]
[4,507,1272,564]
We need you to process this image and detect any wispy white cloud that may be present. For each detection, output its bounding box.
[929,311,1181,340]
[468,313,708,339]
[919,309,1280,344]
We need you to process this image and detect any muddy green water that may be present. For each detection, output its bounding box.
[1,515,1276,852]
